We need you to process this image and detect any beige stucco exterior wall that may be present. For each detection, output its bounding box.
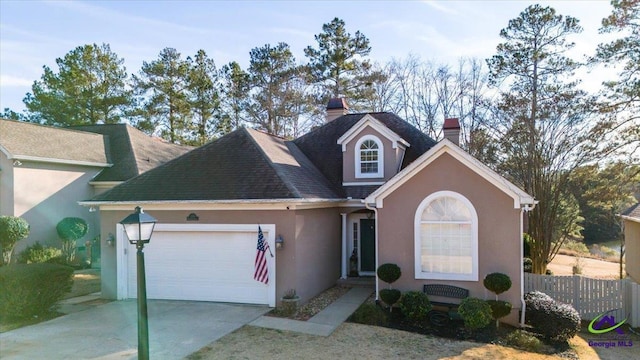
[294,208,342,301]
[342,126,403,183]
[0,153,15,216]
[99,207,342,305]
[6,160,101,256]
[625,220,640,283]
[376,152,523,325]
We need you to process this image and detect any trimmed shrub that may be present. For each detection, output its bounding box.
[483,273,512,296]
[523,257,533,273]
[524,291,580,341]
[505,329,543,352]
[17,242,62,264]
[487,299,512,319]
[376,263,401,285]
[56,217,88,265]
[379,288,401,308]
[349,303,388,326]
[0,216,30,265]
[0,263,73,319]
[458,297,492,330]
[399,291,432,323]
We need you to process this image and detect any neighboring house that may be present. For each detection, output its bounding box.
[621,203,640,283]
[0,119,191,259]
[84,99,535,326]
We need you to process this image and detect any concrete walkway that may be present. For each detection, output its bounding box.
[250,286,372,336]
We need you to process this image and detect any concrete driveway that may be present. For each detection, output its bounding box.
[0,300,269,359]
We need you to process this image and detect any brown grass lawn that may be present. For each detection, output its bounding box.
[548,254,622,279]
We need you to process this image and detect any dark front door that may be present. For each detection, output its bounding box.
[360,219,376,273]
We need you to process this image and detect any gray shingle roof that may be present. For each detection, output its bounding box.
[71,124,192,181]
[90,128,338,202]
[90,112,437,203]
[0,119,109,166]
[622,203,640,220]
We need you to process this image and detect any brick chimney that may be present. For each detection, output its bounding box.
[443,118,461,146]
[326,98,348,123]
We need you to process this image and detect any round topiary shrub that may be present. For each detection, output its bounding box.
[523,257,533,273]
[458,297,493,330]
[376,263,401,285]
[484,273,512,296]
[487,299,512,320]
[524,291,580,341]
[0,216,30,265]
[399,291,432,323]
[379,288,401,308]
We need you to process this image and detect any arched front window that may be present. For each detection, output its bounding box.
[414,191,478,281]
[355,135,383,178]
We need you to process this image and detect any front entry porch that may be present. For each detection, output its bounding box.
[340,210,376,278]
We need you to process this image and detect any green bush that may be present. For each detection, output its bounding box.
[487,299,512,320]
[349,303,388,326]
[458,297,493,330]
[399,291,432,322]
[0,263,74,319]
[563,240,589,254]
[56,217,88,265]
[376,263,401,284]
[379,288,401,308]
[483,273,512,296]
[0,216,30,265]
[523,257,533,273]
[524,291,580,341]
[505,329,543,352]
[17,242,62,264]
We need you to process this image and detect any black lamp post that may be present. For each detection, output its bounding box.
[119,206,157,360]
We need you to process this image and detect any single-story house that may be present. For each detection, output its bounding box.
[0,119,190,259]
[84,99,535,325]
[621,203,640,283]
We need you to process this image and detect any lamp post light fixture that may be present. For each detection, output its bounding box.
[119,206,157,360]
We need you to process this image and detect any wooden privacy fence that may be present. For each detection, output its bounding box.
[524,273,640,327]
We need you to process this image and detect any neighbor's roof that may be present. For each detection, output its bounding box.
[293,112,436,197]
[621,203,640,222]
[0,119,110,167]
[89,128,340,202]
[71,124,192,182]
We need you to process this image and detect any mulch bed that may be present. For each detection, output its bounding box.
[267,285,352,321]
[366,301,577,359]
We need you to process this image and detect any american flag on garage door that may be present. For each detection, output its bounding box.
[254,226,269,284]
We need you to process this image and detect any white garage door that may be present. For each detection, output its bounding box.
[117,224,275,306]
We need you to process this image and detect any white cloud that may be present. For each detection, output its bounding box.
[420,0,459,15]
[0,75,32,87]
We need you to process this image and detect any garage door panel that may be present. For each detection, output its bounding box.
[125,225,273,305]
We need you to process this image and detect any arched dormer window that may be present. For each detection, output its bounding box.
[414,191,478,281]
[355,135,383,178]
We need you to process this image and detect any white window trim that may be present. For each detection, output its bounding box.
[414,191,478,281]
[355,135,384,179]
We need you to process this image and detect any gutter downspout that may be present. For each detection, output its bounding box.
[520,206,526,327]
[520,202,536,327]
[365,201,379,301]
[341,213,347,279]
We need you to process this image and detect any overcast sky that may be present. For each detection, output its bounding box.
[0,0,616,114]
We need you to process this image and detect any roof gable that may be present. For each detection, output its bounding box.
[336,114,409,151]
[365,139,535,209]
[72,124,192,182]
[0,119,110,167]
[621,203,640,223]
[294,112,436,197]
